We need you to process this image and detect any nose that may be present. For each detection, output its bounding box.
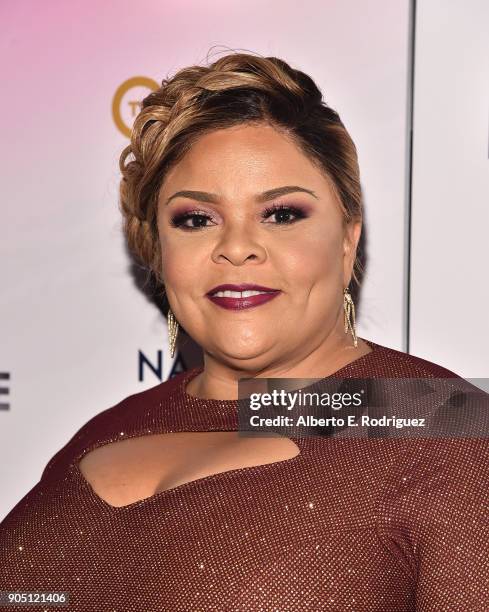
[211,222,268,266]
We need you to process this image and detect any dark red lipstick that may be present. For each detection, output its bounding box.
[206,283,282,310]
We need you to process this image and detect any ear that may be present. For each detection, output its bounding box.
[342,220,362,287]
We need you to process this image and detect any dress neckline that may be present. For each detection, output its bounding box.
[72,338,383,513]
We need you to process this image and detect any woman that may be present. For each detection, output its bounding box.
[0,52,487,611]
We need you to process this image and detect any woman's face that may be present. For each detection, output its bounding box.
[157,122,361,372]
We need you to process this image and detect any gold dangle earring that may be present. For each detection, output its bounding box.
[343,286,358,348]
[167,308,179,358]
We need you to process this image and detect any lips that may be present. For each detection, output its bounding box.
[207,283,278,296]
[206,283,282,311]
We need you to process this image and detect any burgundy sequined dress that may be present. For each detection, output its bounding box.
[0,338,488,611]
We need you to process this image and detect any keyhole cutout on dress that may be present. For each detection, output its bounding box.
[77,431,301,508]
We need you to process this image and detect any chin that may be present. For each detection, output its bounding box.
[214,346,274,369]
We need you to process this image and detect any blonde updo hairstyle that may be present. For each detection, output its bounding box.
[119,52,365,311]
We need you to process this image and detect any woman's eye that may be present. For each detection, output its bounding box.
[262,205,307,225]
[170,204,307,230]
[170,212,215,230]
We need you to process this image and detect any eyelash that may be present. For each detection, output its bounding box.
[170,204,308,231]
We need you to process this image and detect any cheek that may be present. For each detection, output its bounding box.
[159,235,208,292]
[281,227,343,286]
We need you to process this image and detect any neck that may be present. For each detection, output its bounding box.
[185,326,371,402]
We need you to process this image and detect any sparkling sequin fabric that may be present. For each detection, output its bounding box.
[0,338,488,611]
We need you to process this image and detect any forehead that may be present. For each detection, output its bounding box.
[159,122,333,201]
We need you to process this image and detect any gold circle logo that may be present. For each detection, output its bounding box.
[112,76,159,138]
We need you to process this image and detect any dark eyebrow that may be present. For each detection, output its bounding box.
[164,185,318,206]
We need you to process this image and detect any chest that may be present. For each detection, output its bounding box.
[77,431,300,508]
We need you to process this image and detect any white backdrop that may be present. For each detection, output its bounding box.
[0,0,443,521]
[410,0,489,376]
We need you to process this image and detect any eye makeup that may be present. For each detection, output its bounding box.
[170,208,217,230]
[261,203,309,224]
[169,202,311,231]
